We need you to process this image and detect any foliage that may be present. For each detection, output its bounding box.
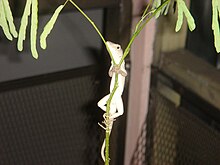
[0,0,219,55]
[175,0,195,32]
[17,0,39,59]
[0,0,17,40]
[152,0,196,32]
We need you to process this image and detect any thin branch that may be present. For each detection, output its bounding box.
[119,0,170,65]
[68,0,116,64]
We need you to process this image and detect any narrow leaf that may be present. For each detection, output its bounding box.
[175,1,183,32]
[164,0,171,15]
[212,0,220,52]
[17,0,32,51]
[153,0,162,18]
[175,0,195,32]
[216,0,220,52]
[0,0,12,40]
[40,5,64,49]
[181,0,196,31]
[30,0,38,59]
[2,0,18,38]
[152,0,171,18]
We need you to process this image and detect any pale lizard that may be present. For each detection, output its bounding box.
[97,41,127,162]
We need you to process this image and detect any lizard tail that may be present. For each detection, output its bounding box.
[101,125,113,162]
[101,140,106,162]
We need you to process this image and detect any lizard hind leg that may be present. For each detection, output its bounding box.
[110,97,124,119]
[97,94,110,112]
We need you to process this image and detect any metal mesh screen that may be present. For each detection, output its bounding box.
[131,90,220,165]
[0,71,102,165]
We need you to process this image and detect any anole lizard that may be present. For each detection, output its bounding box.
[98,41,127,161]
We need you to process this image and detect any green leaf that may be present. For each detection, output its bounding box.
[30,0,39,59]
[175,1,183,32]
[2,0,18,38]
[181,1,196,31]
[175,0,195,32]
[0,0,12,40]
[40,5,64,49]
[164,0,171,15]
[17,0,32,51]
[152,0,172,18]
[212,0,220,52]
[153,0,162,18]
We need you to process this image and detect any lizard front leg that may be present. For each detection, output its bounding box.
[109,65,127,77]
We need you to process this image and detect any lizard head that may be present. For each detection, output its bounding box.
[106,41,123,63]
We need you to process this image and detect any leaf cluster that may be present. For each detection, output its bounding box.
[0,0,220,58]
[0,0,17,40]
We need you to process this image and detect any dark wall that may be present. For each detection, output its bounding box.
[0,9,103,82]
[186,0,218,67]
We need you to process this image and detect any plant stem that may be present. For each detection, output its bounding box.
[68,0,105,43]
[68,1,169,164]
[119,0,170,65]
[105,74,119,165]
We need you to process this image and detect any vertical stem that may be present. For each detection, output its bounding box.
[105,74,119,165]
[105,121,110,165]
[67,1,169,164]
